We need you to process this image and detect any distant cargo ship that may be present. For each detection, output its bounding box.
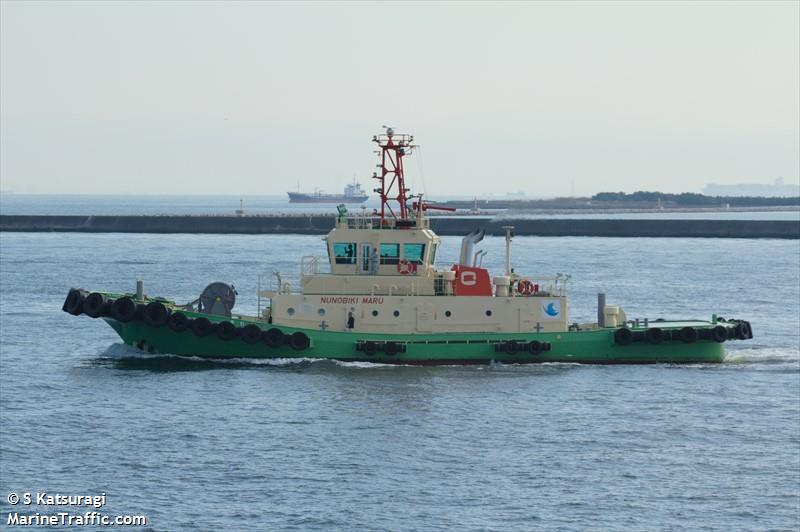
[288,182,368,204]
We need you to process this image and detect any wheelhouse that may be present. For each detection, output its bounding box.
[326,210,439,276]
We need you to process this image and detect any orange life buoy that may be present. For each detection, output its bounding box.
[397,259,417,275]
[516,279,534,296]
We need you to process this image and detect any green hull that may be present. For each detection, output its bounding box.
[103,313,729,365]
[62,290,752,365]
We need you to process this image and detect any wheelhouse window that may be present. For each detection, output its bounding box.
[403,243,425,265]
[333,242,356,264]
[379,243,400,265]
[429,243,437,265]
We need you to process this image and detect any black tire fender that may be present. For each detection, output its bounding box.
[290,332,310,351]
[614,328,633,345]
[680,326,698,344]
[384,342,399,356]
[216,321,238,341]
[191,317,214,337]
[645,327,664,344]
[527,340,543,354]
[63,289,88,316]
[83,292,108,318]
[143,301,170,327]
[110,297,138,323]
[240,324,262,344]
[736,322,750,340]
[363,340,377,356]
[168,312,190,332]
[263,328,284,347]
[711,325,727,343]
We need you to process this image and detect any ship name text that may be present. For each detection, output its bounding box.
[319,296,384,305]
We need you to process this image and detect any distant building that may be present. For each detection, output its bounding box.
[703,177,799,197]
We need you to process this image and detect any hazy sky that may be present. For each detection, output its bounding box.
[1,1,798,197]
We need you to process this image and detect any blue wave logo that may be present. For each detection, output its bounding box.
[543,302,560,317]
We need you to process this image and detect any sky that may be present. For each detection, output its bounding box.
[1,1,798,198]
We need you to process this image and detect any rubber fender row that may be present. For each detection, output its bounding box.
[494,340,552,355]
[614,321,753,346]
[355,340,407,356]
[62,290,311,351]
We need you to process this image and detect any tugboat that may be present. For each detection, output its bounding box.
[62,128,753,364]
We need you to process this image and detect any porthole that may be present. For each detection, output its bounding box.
[287,307,295,316]
[372,310,379,317]
[485,310,492,317]
[393,310,400,317]
[318,308,326,316]
[445,310,452,317]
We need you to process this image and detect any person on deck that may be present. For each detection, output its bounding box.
[370,248,378,274]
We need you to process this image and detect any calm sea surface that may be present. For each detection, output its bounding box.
[1,222,799,530]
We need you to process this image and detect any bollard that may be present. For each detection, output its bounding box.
[136,280,144,301]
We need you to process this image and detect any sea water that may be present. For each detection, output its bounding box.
[0,231,798,531]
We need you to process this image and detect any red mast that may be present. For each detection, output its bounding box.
[372,127,414,223]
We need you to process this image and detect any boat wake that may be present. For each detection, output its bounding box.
[723,346,800,366]
[91,343,399,371]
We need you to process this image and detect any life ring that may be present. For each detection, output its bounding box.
[397,259,417,275]
[83,292,108,318]
[680,326,698,344]
[216,321,238,341]
[143,301,170,327]
[290,332,310,351]
[240,324,262,344]
[110,297,138,323]
[645,327,664,344]
[168,312,190,332]
[614,328,633,345]
[516,280,534,296]
[190,317,214,337]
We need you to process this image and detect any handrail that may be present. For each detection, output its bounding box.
[300,255,320,276]
[340,215,428,230]
[508,273,570,297]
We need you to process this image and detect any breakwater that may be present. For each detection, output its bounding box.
[1,214,798,238]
